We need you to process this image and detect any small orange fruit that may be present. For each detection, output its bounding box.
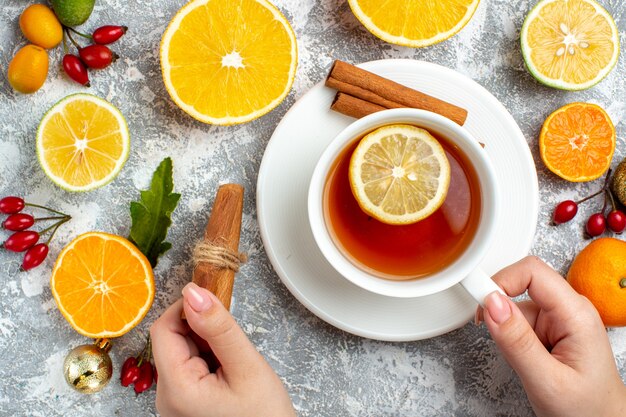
[8,44,49,94]
[567,237,626,327]
[20,4,63,49]
[539,102,615,182]
[51,232,155,338]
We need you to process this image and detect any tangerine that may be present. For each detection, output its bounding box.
[539,102,615,182]
[566,237,626,327]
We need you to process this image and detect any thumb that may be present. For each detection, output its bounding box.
[182,282,265,377]
[483,291,559,387]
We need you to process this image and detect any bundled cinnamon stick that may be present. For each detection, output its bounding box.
[191,183,245,311]
[326,60,468,125]
[184,184,246,361]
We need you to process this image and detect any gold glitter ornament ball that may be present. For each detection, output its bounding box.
[63,339,113,394]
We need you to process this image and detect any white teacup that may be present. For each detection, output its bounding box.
[308,108,503,306]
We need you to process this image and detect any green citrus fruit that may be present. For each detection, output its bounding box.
[51,0,95,27]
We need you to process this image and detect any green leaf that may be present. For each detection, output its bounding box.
[129,157,181,267]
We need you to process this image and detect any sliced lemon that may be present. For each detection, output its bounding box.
[520,0,619,91]
[348,0,480,48]
[160,0,297,125]
[36,94,129,192]
[349,124,450,225]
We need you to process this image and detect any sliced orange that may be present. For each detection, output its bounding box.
[160,0,297,125]
[539,102,615,182]
[51,232,154,338]
[349,124,450,225]
[348,0,480,48]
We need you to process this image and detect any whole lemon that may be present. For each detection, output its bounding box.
[19,4,63,49]
[567,237,626,327]
[8,45,49,94]
[51,0,95,27]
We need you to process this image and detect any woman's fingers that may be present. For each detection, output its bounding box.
[491,256,583,315]
[182,283,269,382]
[150,299,197,381]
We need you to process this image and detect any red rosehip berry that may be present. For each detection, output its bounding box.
[585,213,606,237]
[133,362,154,394]
[3,230,39,252]
[607,210,626,234]
[92,25,127,45]
[121,365,140,388]
[21,243,49,271]
[62,54,90,86]
[120,356,139,387]
[79,45,118,70]
[121,356,136,374]
[2,213,35,231]
[0,196,25,214]
[553,200,578,224]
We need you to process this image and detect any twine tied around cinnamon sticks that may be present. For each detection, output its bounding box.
[193,240,247,273]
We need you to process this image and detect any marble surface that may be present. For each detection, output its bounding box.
[0,0,625,416]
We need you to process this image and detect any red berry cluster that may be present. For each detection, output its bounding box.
[120,336,157,394]
[1,196,71,270]
[62,25,127,87]
[552,169,626,237]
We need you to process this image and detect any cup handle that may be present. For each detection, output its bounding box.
[460,269,506,307]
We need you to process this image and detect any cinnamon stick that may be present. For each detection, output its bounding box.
[331,92,387,119]
[326,60,468,125]
[185,184,244,361]
[192,183,244,311]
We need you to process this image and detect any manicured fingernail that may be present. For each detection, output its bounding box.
[182,283,213,312]
[485,291,511,324]
[474,307,482,326]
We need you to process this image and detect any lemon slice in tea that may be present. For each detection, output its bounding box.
[520,0,619,90]
[349,124,450,225]
[36,94,129,192]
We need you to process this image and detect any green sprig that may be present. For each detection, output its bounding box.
[128,157,180,267]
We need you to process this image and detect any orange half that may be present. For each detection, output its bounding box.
[348,0,480,48]
[539,102,615,182]
[51,232,154,338]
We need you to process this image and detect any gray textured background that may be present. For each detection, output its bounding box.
[1,0,625,416]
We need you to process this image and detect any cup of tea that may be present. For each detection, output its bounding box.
[308,108,503,305]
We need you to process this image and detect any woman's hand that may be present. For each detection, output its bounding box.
[150,282,296,417]
[479,256,626,417]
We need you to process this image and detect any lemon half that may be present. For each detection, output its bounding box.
[520,0,619,91]
[36,94,129,192]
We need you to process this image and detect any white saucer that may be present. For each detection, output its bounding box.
[257,59,538,342]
